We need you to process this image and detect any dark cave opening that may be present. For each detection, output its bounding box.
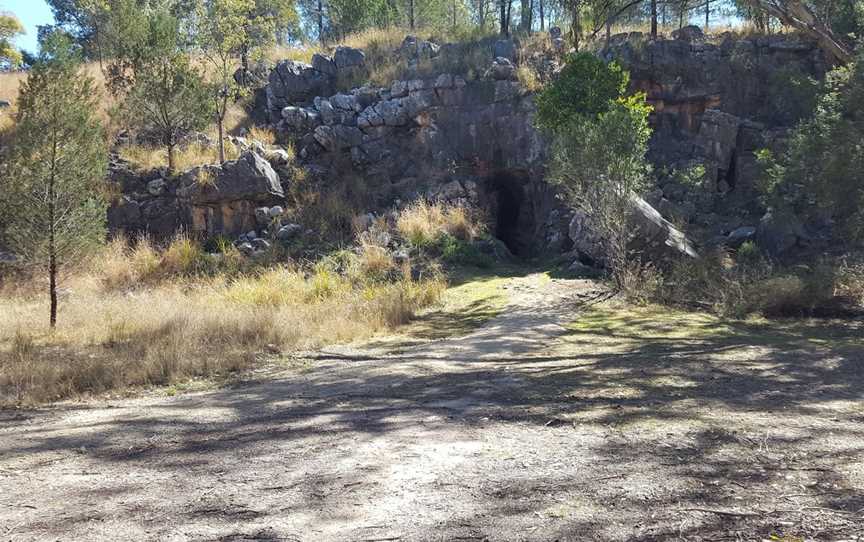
[487,171,531,257]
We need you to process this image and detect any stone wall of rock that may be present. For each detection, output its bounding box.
[272,64,568,256]
[108,150,285,240]
[105,30,829,261]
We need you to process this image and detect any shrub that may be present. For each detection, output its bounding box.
[758,52,864,242]
[535,52,629,133]
[438,233,493,268]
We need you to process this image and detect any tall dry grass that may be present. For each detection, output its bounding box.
[118,141,241,173]
[0,237,445,406]
[396,200,483,247]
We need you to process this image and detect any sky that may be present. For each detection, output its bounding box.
[4,0,54,54]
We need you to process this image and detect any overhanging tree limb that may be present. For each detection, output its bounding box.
[740,0,852,64]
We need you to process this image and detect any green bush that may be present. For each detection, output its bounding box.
[535,52,629,133]
[758,53,864,242]
[437,233,493,268]
[761,65,821,126]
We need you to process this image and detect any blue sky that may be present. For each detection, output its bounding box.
[4,0,54,54]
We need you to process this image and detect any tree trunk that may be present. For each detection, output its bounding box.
[409,0,415,29]
[217,116,225,163]
[521,0,532,32]
[453,0,457,30]
[650,0,658,38]
[318,0,325,45]
[570,0,581,51]
[168,142,176,175]
[539,0,544,30]
[605,18,611,48]
[740,0,852,64]
[500,1,507,34]
[48,183,57,329]
[705,0,710,29]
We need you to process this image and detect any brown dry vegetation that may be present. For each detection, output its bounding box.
[0,235,445,406]
[118,141,243,173]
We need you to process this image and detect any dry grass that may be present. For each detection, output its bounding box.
[118,141,241,174]
[396,200,483,247]
[0,237,445,406]
[248,125,277,145]
[516,64,542,92]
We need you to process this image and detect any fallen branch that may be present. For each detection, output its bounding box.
[682,508,762,517]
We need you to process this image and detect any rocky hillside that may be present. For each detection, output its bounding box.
[107,28,830,262]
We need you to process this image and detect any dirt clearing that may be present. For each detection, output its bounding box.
[1,271,863,541]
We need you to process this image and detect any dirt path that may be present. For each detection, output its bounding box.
[1,273,863,541]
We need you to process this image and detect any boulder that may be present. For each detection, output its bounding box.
[727,226,756,248]
[391,80,409,98]
[276,223,303,241]
[311,53,337,77]
[568,195,699,265]
[267,60,333,120]
[672,25,704,42]
[146,178,167,196]
[489,57,517,81]
[756,208,804,256]
[334,46,365,70]
[375,99,408,127]
[179,151,283,205]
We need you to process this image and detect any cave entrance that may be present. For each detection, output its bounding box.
[486,171,533,257]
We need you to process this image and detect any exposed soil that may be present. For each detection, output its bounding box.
[1,272,863,541]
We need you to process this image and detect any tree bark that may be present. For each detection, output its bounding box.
[217,116,225,163]
[318,0,325,45]
[570,0,581,51]
[705,0,710,29]
[409,0,416,29]
[168,142,176,175]
[48,174,57,329]
[539,0,545,30]
[650,0,658,37]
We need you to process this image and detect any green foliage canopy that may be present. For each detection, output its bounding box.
[535,52,629,133]
[0,12,25,69]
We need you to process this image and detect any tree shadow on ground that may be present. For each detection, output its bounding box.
[1,295,863,540]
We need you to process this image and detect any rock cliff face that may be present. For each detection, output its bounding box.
[274,68,565,257]
[605,29,826,195]
[106,30,828,259]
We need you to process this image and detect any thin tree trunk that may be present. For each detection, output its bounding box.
[453,0,457,30]
[605,18,611,48]
[650,0,657,38]
[48,179,57,328]
[539,0,545,30]
[570,0,581,51]
[48,109,58,329]
[318,0,324,45]
[168,142,176,174]
[705,0,709,29]
[217,116,225,163]
[521,0,532,32]
[409,0,415,29]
